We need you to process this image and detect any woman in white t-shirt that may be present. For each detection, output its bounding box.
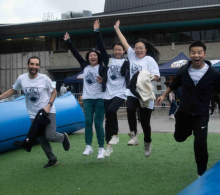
[64,32,105,159]
[114,20,160,157]
[93,19,129,157]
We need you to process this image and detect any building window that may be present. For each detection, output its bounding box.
[205,29,217,41]
[35,36,46,51]
[23,37,34,52]
[46,36,53,51]
[1,39,13,54]
[13,38,23,53]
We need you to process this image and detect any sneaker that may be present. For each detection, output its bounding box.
[108,135,119,145]
[62,133,71,151]
[82,145,93,156]
[127,131,139,145]
[210,113,213,116]
[44,159,58,168]
[170,114,175,119]
[104,146,113,157]
[144,142,151,157]
[97,148,105,159]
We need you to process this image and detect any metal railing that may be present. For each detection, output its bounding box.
[1,91,172,108]
[72,90,171,108]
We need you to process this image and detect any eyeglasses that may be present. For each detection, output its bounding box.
[134,47,146,50]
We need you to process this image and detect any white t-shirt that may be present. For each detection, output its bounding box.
[104,58,127,100]
[13,73,56,119]
[188,63,209,86]
[82,64,104,99]
[126,47,160,109]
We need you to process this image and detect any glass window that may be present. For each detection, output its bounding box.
[180,31,192,42]
[192,31,200,41]
[1,39,13,54]
[13,38,23,53]
[206,29,217,41]
[35,36,46,51]
[46,36,53,51]
[23,37,34,52]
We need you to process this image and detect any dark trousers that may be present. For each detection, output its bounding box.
[127,96,152,143]
[210,95,220,114]
[174,109,209,176]
[104,97,125,144]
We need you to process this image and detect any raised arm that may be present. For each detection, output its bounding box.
[0,88,17,100]
[63,32,88,69]
[114,20,130,52]
[93,19,109,67]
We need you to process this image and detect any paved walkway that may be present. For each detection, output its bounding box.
[76,107,220,134]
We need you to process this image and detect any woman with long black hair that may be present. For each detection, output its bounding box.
[114,20,160,157]
[93,20,128,157]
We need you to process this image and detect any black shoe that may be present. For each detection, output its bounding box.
[63,133,71,151]
[210,113,213,116]
[44,159,58,168]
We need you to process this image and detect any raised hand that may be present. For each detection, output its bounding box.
[114,20,120,30]
[63,32,70,41]
[93,19,100,30]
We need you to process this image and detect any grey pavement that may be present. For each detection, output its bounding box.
[76,107,220,134]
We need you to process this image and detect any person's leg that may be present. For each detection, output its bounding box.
[83,99,95,146]
[94,99,105,159]
[140,108,152,143]
[82,99,95,155]
[169,102,173,116]
[127,96,139,134]
[174,110,192,142]
[106,97,125,146]
[172,100,177,114]
[104,99,113,144]
[94,99,105,148]
[192,115,209,176]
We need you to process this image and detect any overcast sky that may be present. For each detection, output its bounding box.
[0,0,105,24]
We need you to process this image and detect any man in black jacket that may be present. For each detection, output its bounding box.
[157,41,220,177]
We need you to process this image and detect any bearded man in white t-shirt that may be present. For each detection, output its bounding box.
[157,41,220,177]
[0,56,71,168]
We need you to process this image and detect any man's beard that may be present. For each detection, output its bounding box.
[28,68,39,76]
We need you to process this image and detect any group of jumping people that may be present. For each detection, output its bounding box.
[0,19,219,177]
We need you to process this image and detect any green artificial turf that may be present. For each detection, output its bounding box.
[0,133,220,195]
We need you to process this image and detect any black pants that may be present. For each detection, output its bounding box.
[174,109,209,176]
[104,97,125,144]
[127,96,152,143]
[210,95,220,114]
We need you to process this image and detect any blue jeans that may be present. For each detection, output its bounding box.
[169,100,177,115]
[83,99,105,148]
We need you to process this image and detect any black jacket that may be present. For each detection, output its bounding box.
[14,109,51,152]
[94,31,130,91]
[65,39,104,77]
[169,61,220,116]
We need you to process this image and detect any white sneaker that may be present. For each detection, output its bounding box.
[127,131,139,145]
[144,142,151,157]
[170,114,175,119]
[97,148,105,159]
[104,146,113,157]
[82,145,93,156]
[108,135,119,145]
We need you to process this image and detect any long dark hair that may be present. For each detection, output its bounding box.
[134,38,160,63]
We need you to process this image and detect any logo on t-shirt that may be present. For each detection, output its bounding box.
[85,71,96,85]
[109,65,121,81]
[25,87,40,102]
[131,64,142,77]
